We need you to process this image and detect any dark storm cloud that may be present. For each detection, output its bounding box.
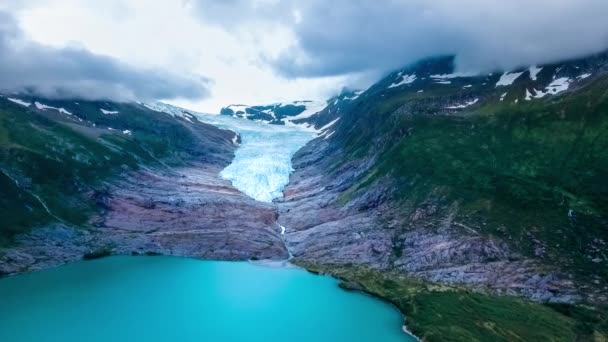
[0,11,210,101]
[191,0,608,77]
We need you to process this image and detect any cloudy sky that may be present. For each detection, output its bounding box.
[2,0,608,112]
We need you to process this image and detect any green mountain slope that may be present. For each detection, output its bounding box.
[328,52,608,283]
[287,51,608,341]
[0,97,234,245]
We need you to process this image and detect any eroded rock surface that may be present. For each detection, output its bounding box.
[277,139,584,304]
[1,160,287,276]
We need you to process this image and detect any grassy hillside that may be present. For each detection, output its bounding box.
[299,262,608,342]
[330,58,608,283]
[0,97,231,244]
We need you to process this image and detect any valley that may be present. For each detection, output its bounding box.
[1,50,608,341]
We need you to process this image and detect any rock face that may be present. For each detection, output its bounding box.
[96,164,287,260]
[3,51,608,309]
[0,97,289,276]
[275,51,608,306]
[277,139,583,304]
[0,163,288,275]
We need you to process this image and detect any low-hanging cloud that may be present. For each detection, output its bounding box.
[191,0,608,77]
[0,11,210,102]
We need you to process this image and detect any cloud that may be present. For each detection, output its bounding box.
[191,0,608,77]
[0,10,210,102]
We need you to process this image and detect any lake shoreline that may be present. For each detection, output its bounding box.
[0,255,415,342]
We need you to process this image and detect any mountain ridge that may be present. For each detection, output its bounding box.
[278,49,608,341]
[1,49,608,341]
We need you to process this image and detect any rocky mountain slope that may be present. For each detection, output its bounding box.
[219,89,362,130]
[0,96,287,274]
[2,49,608,341]
[279,51,608,340]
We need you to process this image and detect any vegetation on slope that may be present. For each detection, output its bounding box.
[310,54,608,340]
[298,262,608,342]
[0,97,230,244]
[331,60,608,283]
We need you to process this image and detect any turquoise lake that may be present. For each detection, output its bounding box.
[0,256,415,341]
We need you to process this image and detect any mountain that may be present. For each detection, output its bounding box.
[0,95,292,273]
[219,90,362,130]
[279,51,608,341]
[2,50,608,341]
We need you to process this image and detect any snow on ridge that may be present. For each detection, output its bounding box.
[144,102,197,120]
[319,118,340,132]
[430,72,476,79]
[446,98,479,109]
[282,100,327,122]
[144,102,179,116]
[388,74,417,88]
[500,92,508,101]
[496,71,524,87]
[526,77,573,100]
[100,109,119,115]
[529,66,543,81]
[323,131,335,140]
[435,80,452,85]
[34,102,72,115]
[577,73,592,80]
[283,119,317,132]
[343,92,362,101]
[8,98,31,107]
[546,77,572,94]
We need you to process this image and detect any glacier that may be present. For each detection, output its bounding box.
[193,112,318,203]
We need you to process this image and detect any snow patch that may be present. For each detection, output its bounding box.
[430,72,476,79]
[343,91,363,101]
[122,130,132,135]
[34,102,72,115]
[525,77,573,100]
[446,98,479,109]
[500,92,508,101]
[145,102,189,118]
[7,98,31,107]
[282,100,327,122]
[577,73,592,80]
[388,74,416,88]
[529,66,543,81]
[100,109,119,115]
[546,77,572,94]
[319,118,340,132]
[496,71,524,87]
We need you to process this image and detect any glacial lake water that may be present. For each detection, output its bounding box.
[0,256,414,342]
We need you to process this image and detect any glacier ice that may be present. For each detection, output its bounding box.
[194,112,317,203]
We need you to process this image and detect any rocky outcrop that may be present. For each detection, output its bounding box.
[0,163,288,275]
[96,164,287,260]
[277,139,585,304]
